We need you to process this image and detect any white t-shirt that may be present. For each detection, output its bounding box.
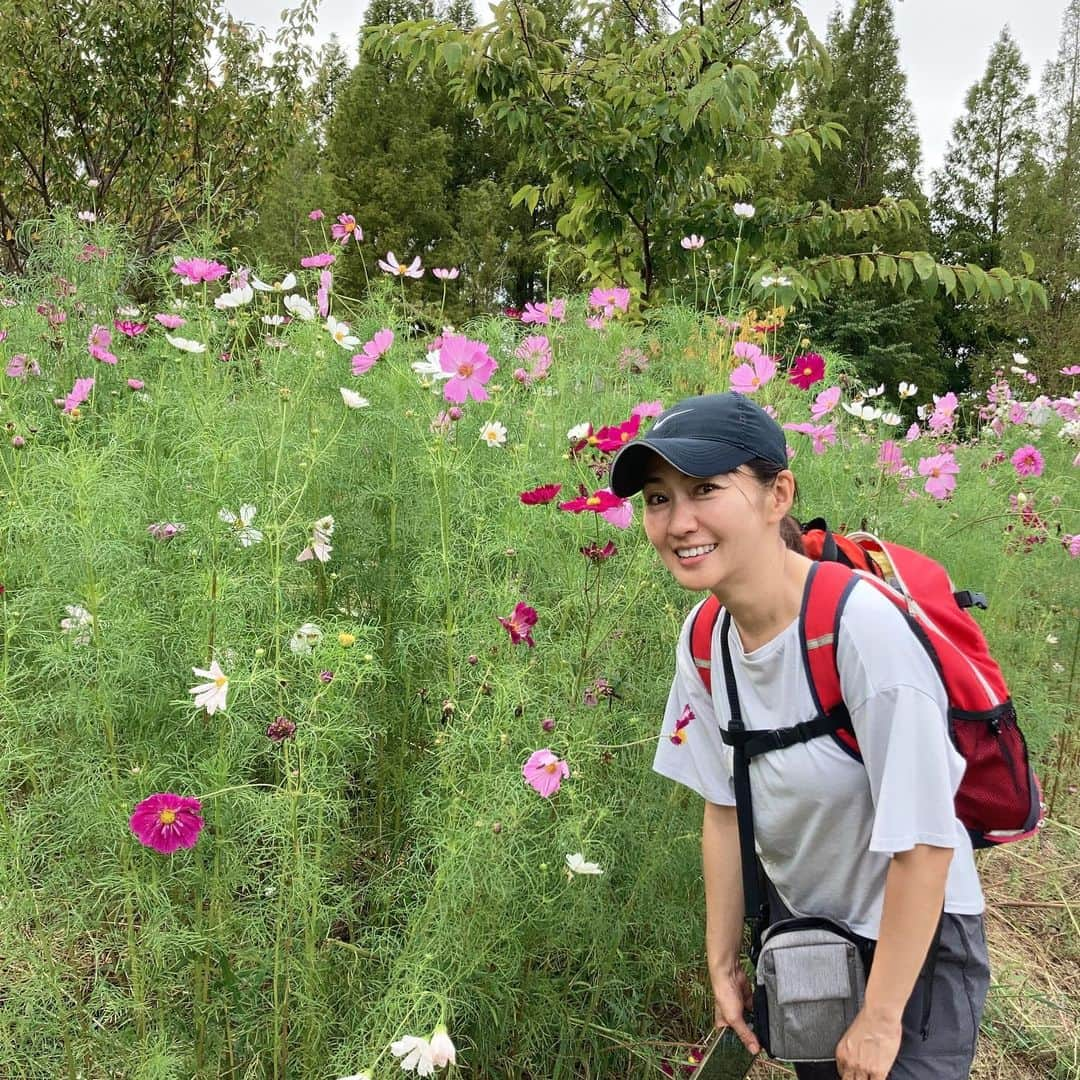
[654,577,984,939]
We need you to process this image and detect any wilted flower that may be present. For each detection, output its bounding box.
[188,660,229,715]
[60,604,94,645]
[498,601,538,646]
[266,716,297,742]
[340,387,370,409]
[77,210,97,223]
[297,515,334,563]
[565,852,604,876]
[390,1035,435,1075]
[522,748,569,797]
[289,622,324,656]
[147,522,186,541]
[378,252,423,278]
[580,540,618,562]
[218,504,263,546]
[429,1026,456,1068]
[130,793,204,854]
[680,234,704,250]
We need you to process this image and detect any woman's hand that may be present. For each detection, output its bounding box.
[712,967,759,1055]
[835,1006,902,1080]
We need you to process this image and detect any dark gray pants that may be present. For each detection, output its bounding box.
[785,913,990,1079]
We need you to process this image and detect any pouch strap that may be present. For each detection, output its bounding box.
[720,710,850,760]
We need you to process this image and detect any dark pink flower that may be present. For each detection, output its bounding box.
[521,748,568,797]
[267,716,297,741]
[520,483,562,505]
[558,488,624,514]
[130,792,204,853]
[114,320,148,337]
[580,540,618,562]
[593,414,641,453]
[788,352,825,390]
[498,601,538,647]
[352,328,394,375]
[1011,444,1045,479]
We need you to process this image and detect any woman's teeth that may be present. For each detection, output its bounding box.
[676,544,716,558]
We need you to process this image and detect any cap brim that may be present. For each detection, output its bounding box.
[608,438,752,498]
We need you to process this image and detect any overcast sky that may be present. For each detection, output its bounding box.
[226,0,1070,179]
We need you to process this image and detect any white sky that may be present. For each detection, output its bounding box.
[226,0,1070,179]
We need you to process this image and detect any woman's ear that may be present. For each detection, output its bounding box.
[770,470,797,520]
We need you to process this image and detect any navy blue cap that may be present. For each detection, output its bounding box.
[609,392,789,498]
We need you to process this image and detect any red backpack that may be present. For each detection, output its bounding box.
[690,518,1044,848]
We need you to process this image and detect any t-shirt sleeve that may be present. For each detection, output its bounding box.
[652,603,737,806]
[837,582,968,855]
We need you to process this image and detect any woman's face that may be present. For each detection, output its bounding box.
[641,455,778,593]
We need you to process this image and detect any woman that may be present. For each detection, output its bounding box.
[608,393,989,1080]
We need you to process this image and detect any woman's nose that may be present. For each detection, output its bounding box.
[668,495,698,535]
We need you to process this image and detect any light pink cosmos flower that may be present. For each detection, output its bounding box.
[114,319,148,337]
[588,286,631,318]
[390,1035,435,1075]
[317,269,332,318]
[188,659,229,715]
[130,793,204,854]
[5,354,41,379]
[297,514,334,564]
[300,252,336,269]
[1061,365,1080,376]
[154,313,185,329]
[906,422,921,442]
[585,315,607,331]
[433,267,459,281]
[520,299,566,325]
[308,208,324,221]
[63,377,95,414]
[330,213,362,245]
[680,234,705,250]
[783,422,836,455]
[810,385,842,420]
[127,378,144,390]
[928,391,959,434]
[918,451,959,500]
[600,490,634,529]
[1064,534,1080,558]
[1011,444,1045,478]
[147,522,185,540]
[0,329,6,343]
[171,257,229,285]
[732,340,761,360]
[439,334,497,403]
[428,1025,456,1067]
[878,439,904,475]
[351,328,394,375]
[522,748,569,797]
[631,400,664,419]
[730,352,777,394]
[378,252,424,278]
[513,334,552,385]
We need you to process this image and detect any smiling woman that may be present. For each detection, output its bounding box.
[609,394,991,1080]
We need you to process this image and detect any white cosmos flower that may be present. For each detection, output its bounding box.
[841,401,882,422]
[77,210,96,223]
[680,234,704,250]
[428,1025,456,1067]
[340,387,370,409]
[337,1074,372,1080]
[864,383,885,398]
[326,316,359,349]
[880,411,903,426]
[289,621,323,656]
[479,420,507,448]
[262,314,286,326]
[214,283,254,309]
[297,515,334,563]
[565,852,604,876]
[898,381,918,399]
[1046,633,1059,645]
[733,202,755,219]
[165,334,207,354]
[283,294,315,321]
[567,422,591,442]
[390,1035,435,1076]
[1012,352,1029,367]
[378,252,424,279]
[252,273,297,293]
[60,604,94,645]
[188,659,229,715]
[410,351,453,380]
[117,304,141,318]
[218,503,263,546]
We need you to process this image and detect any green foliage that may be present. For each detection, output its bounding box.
[0,0,316,270]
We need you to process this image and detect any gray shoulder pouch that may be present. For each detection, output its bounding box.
[753,917,869,1062]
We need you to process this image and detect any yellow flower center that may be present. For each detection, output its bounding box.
[214,676,227,688]
[751,376,760,386]
[544,762,558,773]
[459,362,474,377]
[803,366,813,376]
[159,809,177,825]
[586,496,601,506]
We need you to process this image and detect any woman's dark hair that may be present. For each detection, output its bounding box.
[741,458,804,554]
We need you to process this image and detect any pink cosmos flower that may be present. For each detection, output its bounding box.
[600,491,634,529]
[498,601,538,647]
[1061,365,1080,376]
[593,414,642,453]
[1011,444,1045,478]
[520,483,562,505]
[0,330,6,343]
[585,315,607,331]
[918,451,960,500]
[559,489,624,514]
[63,377,95,414]
[631,400,664,419]
[171,257,229,285]
[810,386,842,420]
[114,319,148,337]
[147,522,185,540]
[588,286,630,318]
[352,328,394,375]
[331,213,362,245]
[680,234,705,250]
[732,339,762,361]
[378,252,423,278]
[317,269,332,318]
[520,299,566,325]
[513,335,552,384]
[1063,534,1080,558]
[127,379,145,390]
[308,209,324,221]
[300,252,335,269]
[88,324,112,351]
[928,391,959,434]
[783,422,836,455]
[5,354,41,379]
[130,793,204,854]
[1008,402,1028,425]
[730,353,777,394]
[788,353,825,390]
[439,334,498,403]
[906,422,921,442]
[154,313,185,329]
[433,267,459,281]
[522,748,569,797]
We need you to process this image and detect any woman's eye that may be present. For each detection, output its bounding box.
[644,492,667,506]
[696,483,718,495]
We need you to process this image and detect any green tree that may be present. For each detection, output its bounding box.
[0,0,316,271]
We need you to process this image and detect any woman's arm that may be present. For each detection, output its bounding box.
[835,842,953,1080]
[702,800,760,1054]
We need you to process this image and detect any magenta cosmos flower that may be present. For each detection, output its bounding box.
[498,601,538,646]
[130,792,204,853]
[918,451,960,500]
[439,334,497,403]
[1011,444,1045,479]
[331,213,362,245]
[788,353,825,390]
[558,488,624,514]
[520,483,562,505]
[522,748,569,797]
[171,257,229,285]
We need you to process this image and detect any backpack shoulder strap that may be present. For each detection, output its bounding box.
[690,593,722,695]
[801,561,862,761]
